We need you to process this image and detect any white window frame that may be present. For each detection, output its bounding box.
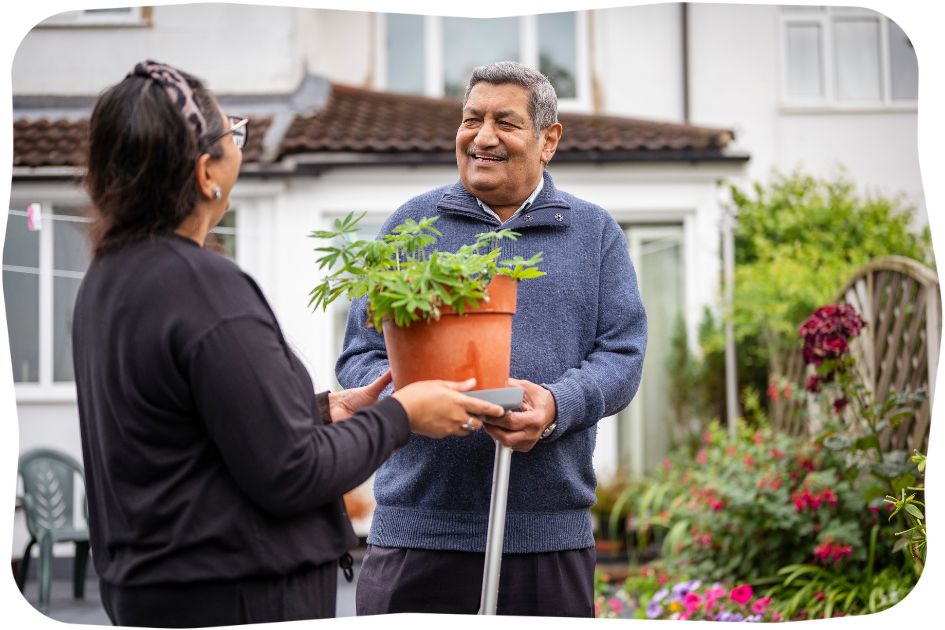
[7,185,257,404]
[375,12,591,112]
[7,202,90,402]
[37,7,151,29]
[779,6,918,113]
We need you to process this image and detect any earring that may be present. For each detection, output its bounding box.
[213,186,222,200]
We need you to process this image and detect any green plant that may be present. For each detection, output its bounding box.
[767,561,914,619]
[884,451,926,570]
[665,309,728,435]
[308,212,544,330]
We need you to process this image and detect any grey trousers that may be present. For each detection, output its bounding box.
[356,545,596,617]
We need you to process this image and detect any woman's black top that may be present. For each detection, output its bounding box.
[72,233,409,587]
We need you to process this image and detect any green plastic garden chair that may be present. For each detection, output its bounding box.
[17,448,91,613]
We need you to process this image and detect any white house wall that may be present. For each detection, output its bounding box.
[686,4,925,215]
[301,10,375,88]
[13,5,303,95]
[592,4,685,121]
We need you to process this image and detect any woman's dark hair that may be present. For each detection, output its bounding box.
[84,67,226,256]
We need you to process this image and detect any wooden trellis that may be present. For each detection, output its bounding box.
[771,256,940,453]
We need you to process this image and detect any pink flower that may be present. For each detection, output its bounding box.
[705,586,728,609]
[608,598,622,614]
[751,597,772,614]
[594,601,601,616]
[684,592,703,613]
[730,584,754,605]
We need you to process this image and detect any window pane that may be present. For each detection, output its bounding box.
[53,276,82,382]
[209,209,237,261]
[3,212,40,383]
[888,19,918,100]
[538,12,577,99]
[3,270,39,383]
[3,212,39,268]
[786,23,824,99]
[443,17,519,98]
[385,13,426,94]
[51,210,91,382]
[53,214,91,273]
[834,18,882,101]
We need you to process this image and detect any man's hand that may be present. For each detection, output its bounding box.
[482,378,557,452]
[329,370,392,421]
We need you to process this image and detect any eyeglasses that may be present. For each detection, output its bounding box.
[205,116,249,151]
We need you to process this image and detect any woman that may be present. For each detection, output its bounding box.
[72,60,503,627]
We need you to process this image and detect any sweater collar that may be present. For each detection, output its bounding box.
[436,169,571,230]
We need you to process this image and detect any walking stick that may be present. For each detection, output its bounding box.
[467,387,524,616]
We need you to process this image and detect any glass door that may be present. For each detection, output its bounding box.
[618,225,685,476]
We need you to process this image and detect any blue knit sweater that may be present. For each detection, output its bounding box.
[336,170,647,553]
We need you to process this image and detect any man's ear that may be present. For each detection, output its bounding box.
[540,123,563,165]
[194,153,215,200]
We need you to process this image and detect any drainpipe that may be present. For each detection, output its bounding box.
[681,2,690,123]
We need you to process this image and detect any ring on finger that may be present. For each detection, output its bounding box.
[461,418,480,432]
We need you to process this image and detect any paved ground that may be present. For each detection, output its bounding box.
[16,555,363,624]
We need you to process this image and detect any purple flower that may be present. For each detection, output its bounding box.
[671,579,702,598]
[652,588,669,602]
[646,600,663,619]
[746,614,763,622]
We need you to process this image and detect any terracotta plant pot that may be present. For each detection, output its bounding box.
[382,275,518,390]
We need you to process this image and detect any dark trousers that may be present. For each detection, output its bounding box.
[99,561,336,627]
[356,545,596,617]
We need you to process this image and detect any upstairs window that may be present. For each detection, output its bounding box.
[781,6,917,108]
[380,12,588,109]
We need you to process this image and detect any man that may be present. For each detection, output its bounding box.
[337,61,647,617]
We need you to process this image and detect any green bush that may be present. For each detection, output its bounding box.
[728,170,931,417]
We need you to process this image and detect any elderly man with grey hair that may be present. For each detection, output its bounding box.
[337,61,647,617]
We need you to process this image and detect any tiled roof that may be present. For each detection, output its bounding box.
[12,83,737,170]
[12,116,272,168]
[278,84,735,160]
[13,118,89,168]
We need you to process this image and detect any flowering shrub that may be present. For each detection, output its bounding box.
[645,580,782,622]
[651,421,869,583]
[761,302,926,618]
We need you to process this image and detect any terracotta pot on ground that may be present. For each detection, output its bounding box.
[382,274,518,390]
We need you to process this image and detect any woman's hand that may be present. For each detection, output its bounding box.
[392,378,506,439]
[329,370,393,421]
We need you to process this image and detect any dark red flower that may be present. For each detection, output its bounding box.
[805,374,822,393]
[833,397,849,414]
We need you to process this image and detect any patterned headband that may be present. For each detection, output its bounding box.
[128,60,209,138]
